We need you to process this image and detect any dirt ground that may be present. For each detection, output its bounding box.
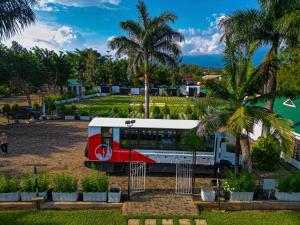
[0,120,212,192]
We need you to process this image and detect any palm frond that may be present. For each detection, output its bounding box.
[197,112,229,137]
[0,0,37,40]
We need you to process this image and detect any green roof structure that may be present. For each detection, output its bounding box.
[67,79,82,86]
[272,98,300,134]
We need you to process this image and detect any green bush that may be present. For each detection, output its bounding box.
[2,104,11,116]
[0,86,13,97]
[79,107,89,116]
[11,103,20,113]
[185,105,193,115]
[20,173,49,192]
[138,104,145,114]
[252,135,281,171]
[0,174,18,193]
[85,89,98,95]
[222,170,256,192]
[152,106,161,119]
[32,102,40,110]
[170,111,179,119]
[81,171,109,192]
[128,106,133,114]
[162,105,170,116]
[52,173,77,193]
[277,172,300,193]
[64,104,78,115]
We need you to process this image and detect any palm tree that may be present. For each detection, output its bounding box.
[219,0,300,114]
[109,0,184,118]
[196,38,295,174]
[0,0,37,41]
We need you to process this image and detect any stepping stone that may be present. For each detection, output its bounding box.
[195,219,208,225]
[162,219,173,225]
[128,219,140,225]
[145,219,156,225]
[179,219,191,225]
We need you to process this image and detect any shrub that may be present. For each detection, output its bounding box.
[162,105,170,116]
[79,107,89,116]
[277,172,300,193]
[85,89,98,95]
[0,86,13,97]
[52,173,77,193]
[138,104,145,114]
[185,105,193,115]
[252,135,281,171]
[0,174,18,193]
[81,171,109,192]
[152,106,161,119]
[222,170,256,192]
[2,104,11,116]
[11,103,20,113]
[64,104,78,115]
[20,173,49,192]
[128,106,133,114]
[32,102,40,110]
[170,111,179,119]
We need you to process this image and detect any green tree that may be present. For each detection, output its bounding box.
[109,0,184,118]
[0,0,36,40]
[220,0,300,114]
[196,39,295,174]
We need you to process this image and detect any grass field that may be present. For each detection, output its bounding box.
[74,95,196,118]
[0,210,299,225]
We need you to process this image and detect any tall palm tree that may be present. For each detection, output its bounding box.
[196,38,295,174]
[0,0,37,41]
[109,0,184,118]
[219,0,300,114]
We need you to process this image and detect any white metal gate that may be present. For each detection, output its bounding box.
[176,163,193,195]
[130,162,146,194]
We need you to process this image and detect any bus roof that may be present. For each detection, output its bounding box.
[88,117,199,130]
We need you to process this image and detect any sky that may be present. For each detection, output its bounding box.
[4,0,260,67]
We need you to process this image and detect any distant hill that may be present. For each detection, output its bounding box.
[182,48,267,69]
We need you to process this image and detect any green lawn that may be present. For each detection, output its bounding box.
[0,210,299,225]
[74,95,196,118]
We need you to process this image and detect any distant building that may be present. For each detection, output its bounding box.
[202,74,222,81]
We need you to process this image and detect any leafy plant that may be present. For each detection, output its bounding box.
[222,170,256,192]
[162,104,170,116]
[85,89,98,95]
[252,135,281,171]
[152,106,161,119]
[185,105,193,115]
[20,173,49,192]
[11,103,20,113]
[2,104,11,116]
[170,111,179,119]
[52,173,77,193]
[32,102,40,110]
[81,171,109,192]
[0,173,18,193]
[138,104,145,114]
[277,172,300,193]
[79,107,89,116]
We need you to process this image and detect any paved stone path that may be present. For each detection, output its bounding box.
[123,192,198,216]
[144,219,156,225]
[195,219,208,225]
[179,219,191,225]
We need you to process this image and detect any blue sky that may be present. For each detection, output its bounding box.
[5,0,259,62]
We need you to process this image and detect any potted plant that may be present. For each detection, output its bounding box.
[108,186,121,203]
[20,173,49,201]
[79,107,90,121]
[275,172,300,201]
[0,174,19,202]
[52,173,78,202]
[82,171,109,202]
[64,104,77,120]
[222,170,256,201]
[201,186,216,201]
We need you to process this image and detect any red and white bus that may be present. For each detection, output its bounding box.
[86,117,238,173]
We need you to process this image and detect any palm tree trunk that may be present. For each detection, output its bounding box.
[235,136,241,176]
[240,134,252,173]
[144,73,150,119]
[262,38,279,136]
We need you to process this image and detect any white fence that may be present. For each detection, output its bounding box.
[130,162,146,194]
[176,163,193,195]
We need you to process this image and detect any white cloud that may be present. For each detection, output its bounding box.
[4,22,78,51]
[37,0,121,11]
[179,14,225,55]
